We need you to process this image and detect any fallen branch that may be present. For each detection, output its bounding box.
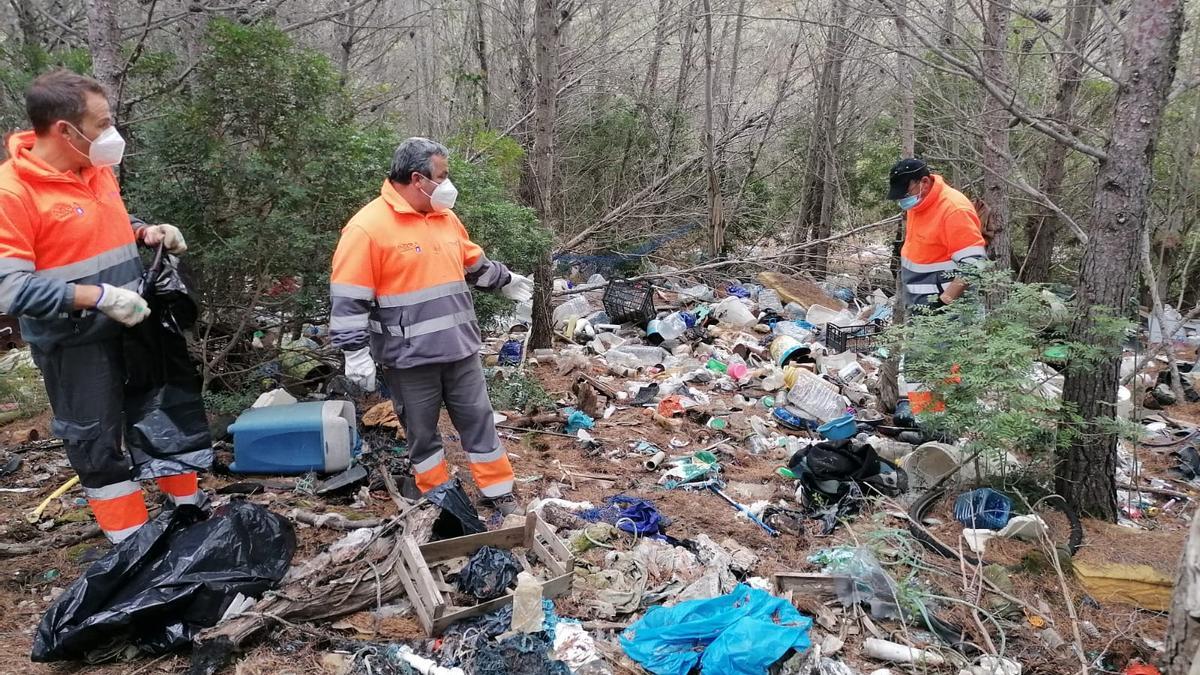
[502,413,567,428]
[289,509,383,530]
[1117,482,1192,500]
[0,523,101,559]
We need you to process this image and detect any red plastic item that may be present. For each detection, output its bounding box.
[657,396,684,418]
[1123,663,1161,675]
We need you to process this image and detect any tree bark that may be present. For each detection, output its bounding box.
[1019,0,1097,283]
[879,0,914,412]
[1167,506,1200,674]
[702,0,724,256]
[527,0,561,350]
[938,0,954,47]
[1057,0,1186,521]
[472,0,491,124]
[980,0,1012,270]
[84,0,122,105]
[659,0,697,175]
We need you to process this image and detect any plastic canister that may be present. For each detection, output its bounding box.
[230,400,357,474]
[770,335,811,366]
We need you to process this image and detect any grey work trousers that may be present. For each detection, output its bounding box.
[382,355,514,498]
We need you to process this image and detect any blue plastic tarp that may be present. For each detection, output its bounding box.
[619,583,812,674]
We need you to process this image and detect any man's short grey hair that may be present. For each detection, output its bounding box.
[389,137,449,184]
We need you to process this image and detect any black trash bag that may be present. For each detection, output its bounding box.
[425,478,485,538]
[456,546,520,601]
[789,439,908,506]
[122,245,212,479]
[32,500,295,662]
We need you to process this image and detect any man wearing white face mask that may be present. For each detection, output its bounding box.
[0,70,207,543]
[330,137,532,515]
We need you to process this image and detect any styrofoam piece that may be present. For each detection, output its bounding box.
[996,514,1048,541]
[1117,385,1133,420]
[962,528,997,554]
[252,388,297,408]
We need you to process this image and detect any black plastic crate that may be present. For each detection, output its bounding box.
[602,279,656,325]
[826,322,884,353]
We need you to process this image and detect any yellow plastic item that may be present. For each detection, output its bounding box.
[1073,560,1173,611]
[27,475,81,523]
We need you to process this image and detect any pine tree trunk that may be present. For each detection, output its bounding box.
[527,0,561,350]
[1057,0,1186,521]
[1019,0,1096,283]
[84,0,122,104]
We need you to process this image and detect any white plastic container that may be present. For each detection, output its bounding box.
[712,297,757,328]
[658,312,688,340]
[553,295,594,323]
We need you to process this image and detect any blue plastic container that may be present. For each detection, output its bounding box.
[953,488,1013,530]
[817,414,857,441]
[772,406,817,431]
[229,400,359,474]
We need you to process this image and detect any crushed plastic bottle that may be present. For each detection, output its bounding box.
[758,288,783,312]
[658,313,688,340]
[553,295,594,323]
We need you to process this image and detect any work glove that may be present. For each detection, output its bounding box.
[141,224,188,255]
[344,346,377,392]
[500,273,533,303]
[96,283,151,327]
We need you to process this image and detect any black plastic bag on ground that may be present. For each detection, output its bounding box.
[31,500,295,662]
[425,478,486,538]
[122,245,212,479]
[456,546,520,601]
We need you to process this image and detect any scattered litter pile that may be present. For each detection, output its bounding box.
[0,268,1191,674]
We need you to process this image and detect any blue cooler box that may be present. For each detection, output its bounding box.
[229,400,358,474]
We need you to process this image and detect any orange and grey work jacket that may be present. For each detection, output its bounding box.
[0,131,145,349]
[900,174,987,308]
[329,180,512,368]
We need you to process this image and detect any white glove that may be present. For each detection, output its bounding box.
[344,346,377,392]
[501,273,533,303]
[96,283,150,326]
[141,224,188,254]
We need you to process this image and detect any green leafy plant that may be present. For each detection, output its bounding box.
[884,267,1133,475]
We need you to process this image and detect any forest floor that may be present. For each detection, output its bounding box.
[0,346,1191,675]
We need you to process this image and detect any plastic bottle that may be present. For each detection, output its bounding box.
[782,302,807,321]
[758,288,783,312]
[552,295,594,323]
[658,312,688,340]
[610,345,668,367]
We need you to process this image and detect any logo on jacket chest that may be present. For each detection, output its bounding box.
[50,203,85,219]
[396,241,442,254]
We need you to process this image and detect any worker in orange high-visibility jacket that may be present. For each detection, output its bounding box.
[330,138,533,516]
[886,158,987,414]
[0,71,209,543]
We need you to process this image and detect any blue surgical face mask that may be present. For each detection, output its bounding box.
[897,194,920,210]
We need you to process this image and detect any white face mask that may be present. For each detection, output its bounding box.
[422,176,459,211]
[65,122,125,167]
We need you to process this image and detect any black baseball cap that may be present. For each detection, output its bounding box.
[887,158,930,200]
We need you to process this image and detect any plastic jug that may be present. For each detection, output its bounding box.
[229,400,358,474]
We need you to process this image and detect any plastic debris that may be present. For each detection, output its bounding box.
[862,638,945,665]
[32,501,295,661]
[508,572,545,634]
[619,583,812,675]
[954,488,1013,530]
[457,546,521,601]
[579,495,668,537]
[563,408,596,434]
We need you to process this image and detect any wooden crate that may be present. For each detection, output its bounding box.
[398,511,574,636]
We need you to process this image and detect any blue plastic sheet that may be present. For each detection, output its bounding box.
[619,583,812,674]
[578,495,667,536]
[562,408,595,434]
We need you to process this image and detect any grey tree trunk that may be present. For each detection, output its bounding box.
[980,0,1012,269]
[1167,508,1200,674]
[527,0,561,350]
[84,0,122,104]
[472,0,491,124]
[660,0,697,175]
[1057,0,1186,521]
[702,0,724,256]
[879,0,914,412]
[1020,0,1097,283]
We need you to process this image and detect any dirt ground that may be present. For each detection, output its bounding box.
[0,358,1190,674]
